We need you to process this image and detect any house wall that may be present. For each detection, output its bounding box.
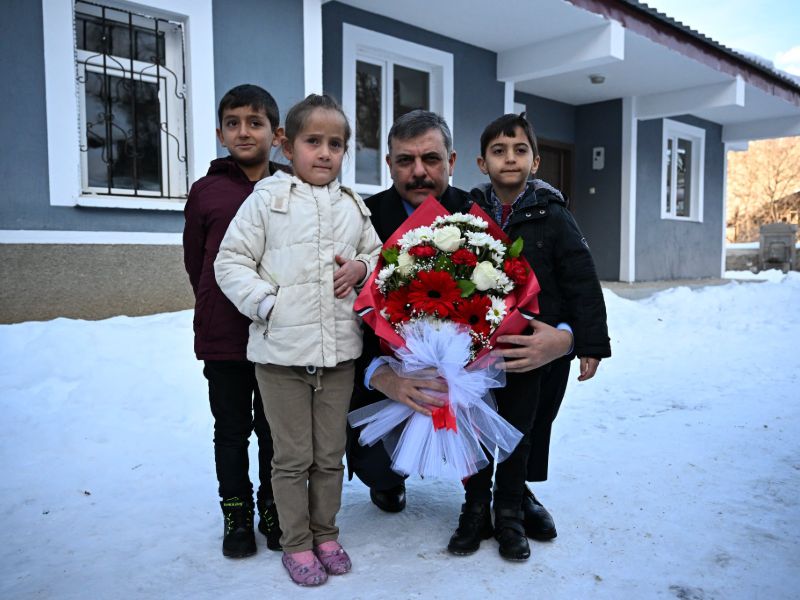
[514,91,576,144]
[321,1,505,192]
[573,99,623,280]
[0,3,175,233]
[635,115,724,280]
[211,0,304,159]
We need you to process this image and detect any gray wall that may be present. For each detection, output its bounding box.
[321,1,505,191]
[515,91,576,144]
[212,0,304,160]
[573,100,623,280]
[635,115,724,280]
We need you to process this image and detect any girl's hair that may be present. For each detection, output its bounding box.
[284,94,351,149]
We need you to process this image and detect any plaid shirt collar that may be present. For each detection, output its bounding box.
[488,184,530,229]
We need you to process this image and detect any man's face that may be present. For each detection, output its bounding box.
[385,129,456,206]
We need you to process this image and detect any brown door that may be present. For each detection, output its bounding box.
[537,139,574,210]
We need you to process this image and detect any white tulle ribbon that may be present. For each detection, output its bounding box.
[348,320,523,479]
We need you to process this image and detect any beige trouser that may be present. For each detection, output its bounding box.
[255,361,354,553]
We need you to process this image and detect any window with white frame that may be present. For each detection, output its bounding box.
[342,25,453,194]
[75,1,187,199]
[42,0,215,211]
[661,119,705,221]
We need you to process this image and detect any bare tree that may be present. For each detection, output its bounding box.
[727,136,800,241]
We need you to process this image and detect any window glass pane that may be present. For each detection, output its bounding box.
[665,138,672,214]
[84,71,162,192]
[135,29,166,65]
[676,137,692,217]
[76,12,166,66]
[355,60,382,186]
[393,65,429,120]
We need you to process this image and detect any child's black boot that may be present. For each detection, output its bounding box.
[257,497,282,551]
[494,507,530,561]
[220,497,256,558]
[447,502,493,555]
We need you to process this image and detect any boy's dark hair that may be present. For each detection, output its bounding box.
[217,84,280,131]
[284,94,351,150]
[480,112,538,158]
[388,110,453,155]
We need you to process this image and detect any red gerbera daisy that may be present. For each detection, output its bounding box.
[407,270,461,317]
[453,294,492,337]
[384,287,411,324]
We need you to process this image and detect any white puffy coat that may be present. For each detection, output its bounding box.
[214,171,381,368]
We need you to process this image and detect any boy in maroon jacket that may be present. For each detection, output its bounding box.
[183,84,288,558]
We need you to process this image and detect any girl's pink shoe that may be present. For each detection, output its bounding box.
[314,541,352,575]
[281,551,328,586]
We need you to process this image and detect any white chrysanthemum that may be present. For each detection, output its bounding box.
[465,231,506,256]
[487,296,507,325]
[495,272,514,294]
[398,226,435,250]
[375,264,396,293]
[432,214,488,229]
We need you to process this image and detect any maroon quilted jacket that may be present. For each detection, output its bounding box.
[183,157,289,360]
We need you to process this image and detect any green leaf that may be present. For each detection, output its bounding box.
[508,237,524,258]
[457,279,476,298]
[382,246,399,264]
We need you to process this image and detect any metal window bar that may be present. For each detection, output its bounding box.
[75,0,188,199]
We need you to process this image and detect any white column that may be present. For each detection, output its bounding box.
[503,81,515,114]
[303,0,323,96]
[620,97,638,282]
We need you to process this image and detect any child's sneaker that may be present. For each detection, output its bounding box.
[220,497,256,558]
[257,498,282,550]
[282,551,328,586]
[314,541,352,575]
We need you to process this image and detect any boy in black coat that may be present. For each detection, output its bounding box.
[452,113,610,559]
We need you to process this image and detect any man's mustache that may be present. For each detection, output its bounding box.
[405,179,435,191]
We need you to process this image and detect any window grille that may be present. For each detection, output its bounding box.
[74,1,188,199]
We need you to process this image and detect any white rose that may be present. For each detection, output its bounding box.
[397,250,414,276]
[471,261,499,291]
[433,225,463,252]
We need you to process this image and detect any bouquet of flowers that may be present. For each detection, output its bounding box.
[348,197,540,479]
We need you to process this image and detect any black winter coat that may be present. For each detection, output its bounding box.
[470,181,611,359]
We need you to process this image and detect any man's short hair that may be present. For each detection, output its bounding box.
[388,110,453,155]
[479,113,538,158]
[217,84,280,131]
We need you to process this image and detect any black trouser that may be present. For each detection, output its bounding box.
[346,424,405,491]
[203,360,274,503]
[526,357,571,482]
[464,370,542,511]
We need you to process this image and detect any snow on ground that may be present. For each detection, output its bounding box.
[1,275,799,599]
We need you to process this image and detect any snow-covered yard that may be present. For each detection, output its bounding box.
[1,272,798,599]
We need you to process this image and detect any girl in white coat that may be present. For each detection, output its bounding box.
[215,94,381,586]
